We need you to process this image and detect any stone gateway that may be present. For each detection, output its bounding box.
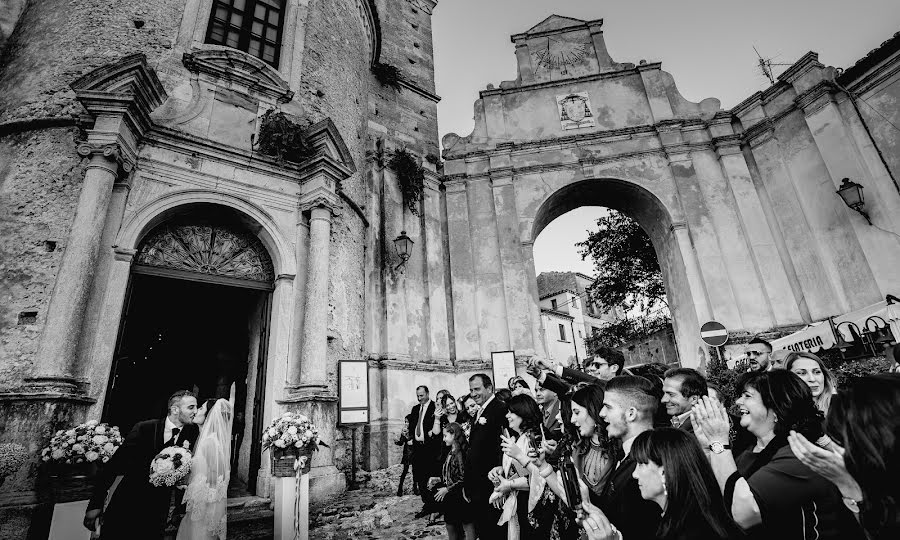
[1,5,900,537]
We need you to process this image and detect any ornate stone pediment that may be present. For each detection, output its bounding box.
[136,224,275,283]
[70,53,167,146]
[183,49,294,103]
[517,15,593,37]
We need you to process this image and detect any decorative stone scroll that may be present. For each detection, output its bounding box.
[135,224,275,283]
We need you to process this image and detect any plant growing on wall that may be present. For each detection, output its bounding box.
[388,148,424,216]
[371,62,403,92]
[255,109,312,163]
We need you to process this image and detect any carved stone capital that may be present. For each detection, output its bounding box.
[112,246,137,263]
[77,142,136,177]
[299,193,342,216]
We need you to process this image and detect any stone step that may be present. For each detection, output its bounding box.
[227,497,274,540]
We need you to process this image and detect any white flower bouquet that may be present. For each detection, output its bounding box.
[148,445,192,487]
[261,412,326,454]
[40,420,123,466]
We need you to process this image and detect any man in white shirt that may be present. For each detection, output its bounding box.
[409,385,438,519]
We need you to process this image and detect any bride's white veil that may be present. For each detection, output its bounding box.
[182,398,233,539]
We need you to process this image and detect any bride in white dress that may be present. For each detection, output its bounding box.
[177,398,233,540]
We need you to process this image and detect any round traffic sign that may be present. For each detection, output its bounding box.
[700,321,728,347]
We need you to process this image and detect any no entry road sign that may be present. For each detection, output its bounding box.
[700,321,728,347]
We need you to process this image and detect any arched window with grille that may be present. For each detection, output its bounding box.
[205,0,285,67]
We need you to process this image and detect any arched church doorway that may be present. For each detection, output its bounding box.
[530,178,701,369]
[103,205,275,495]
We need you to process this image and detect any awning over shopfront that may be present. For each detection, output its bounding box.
[771,297,900,353]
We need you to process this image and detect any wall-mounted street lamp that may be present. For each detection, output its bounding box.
[836,177,872,225]
[393,230,414,270]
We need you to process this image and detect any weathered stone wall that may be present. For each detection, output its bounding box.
[620,324,679,366]
[0,128,85,390]
[0,0,26,51]
[0,0,187,122]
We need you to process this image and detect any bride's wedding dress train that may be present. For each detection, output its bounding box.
[177,399,233,540]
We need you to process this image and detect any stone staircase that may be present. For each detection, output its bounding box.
[227,496,274,539]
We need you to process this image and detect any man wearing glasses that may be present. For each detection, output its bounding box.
[744,337,773,371]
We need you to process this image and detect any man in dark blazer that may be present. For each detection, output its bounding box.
[597,376,662,540]
[409,385,440,518]
[84,390,200,539]
[661,367,707,435]
[464,373,508,539]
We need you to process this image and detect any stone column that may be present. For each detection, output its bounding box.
[293,204,336,395]
[28,144,132,392]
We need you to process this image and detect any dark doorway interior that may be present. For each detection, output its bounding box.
[104,273,269,495]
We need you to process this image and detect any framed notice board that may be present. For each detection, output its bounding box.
[491,351,517,389]
[338,360,369,425]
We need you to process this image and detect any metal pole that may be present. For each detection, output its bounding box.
[349,426,358,490]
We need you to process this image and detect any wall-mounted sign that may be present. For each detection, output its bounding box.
[338,360,369,425]
[491,351,517,390]
[557,92,594,130]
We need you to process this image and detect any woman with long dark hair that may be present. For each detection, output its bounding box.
[434,422,474,540]
[630,428,743,540]
[503,384,612,539]
[493,393,556,539]
[692,370,864,540]
[788,374,900,539]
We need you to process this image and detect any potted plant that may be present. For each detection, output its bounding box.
[40,420,123,501]
[261,412,327,477]
[255,109,313,164]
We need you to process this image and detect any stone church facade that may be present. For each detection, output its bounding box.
[1,3,900,537]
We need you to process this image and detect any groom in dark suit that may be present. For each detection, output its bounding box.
[84,390,201,539]
[464,373,508,539]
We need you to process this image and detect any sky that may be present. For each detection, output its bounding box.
[431,0,900,276]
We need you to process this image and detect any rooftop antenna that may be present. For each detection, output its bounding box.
[754,46,792,86]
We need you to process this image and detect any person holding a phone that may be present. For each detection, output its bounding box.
[496,393,559,539]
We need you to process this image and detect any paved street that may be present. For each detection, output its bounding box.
[228,465,447,539]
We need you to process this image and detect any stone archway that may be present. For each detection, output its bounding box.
[441,15,807,368]
[530,178,705,367]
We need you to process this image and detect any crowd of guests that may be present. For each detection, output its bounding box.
[397,342,900,540]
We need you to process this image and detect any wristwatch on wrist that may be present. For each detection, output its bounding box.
[708,441,731,454]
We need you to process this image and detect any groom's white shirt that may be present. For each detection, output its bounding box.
[163,417,179,444]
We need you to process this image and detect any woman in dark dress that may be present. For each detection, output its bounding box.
[434,422,474,540]
[629,428,744,540]
[788,374,900,540]
[692,370,865,540]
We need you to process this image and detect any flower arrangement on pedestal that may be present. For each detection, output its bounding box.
[40,420,123,467]
[261,412,327,477]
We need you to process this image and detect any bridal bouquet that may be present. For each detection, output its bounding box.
[40,420,123,465]
[149,446,192,487]
[261,412,325,453]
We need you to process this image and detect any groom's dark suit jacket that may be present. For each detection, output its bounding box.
[89,419,199,539]
[598,453,662,540]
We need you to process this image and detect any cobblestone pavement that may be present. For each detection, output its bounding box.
[310,491,446,539]
[309,465,446,539]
